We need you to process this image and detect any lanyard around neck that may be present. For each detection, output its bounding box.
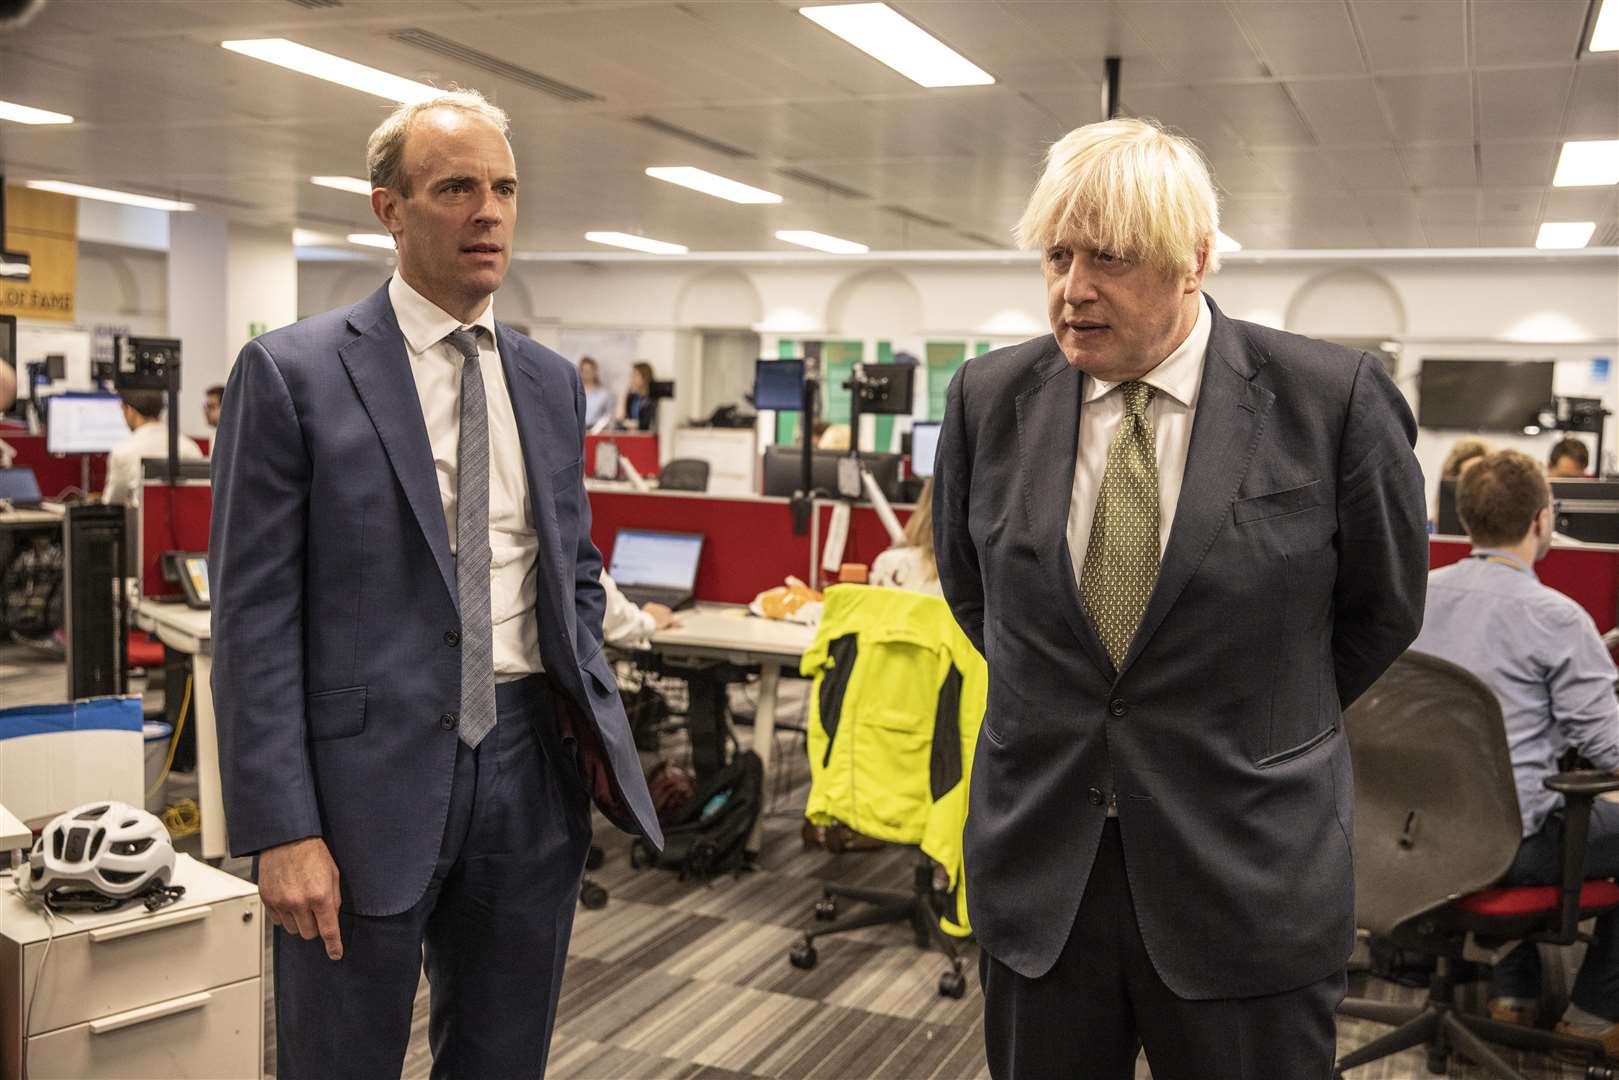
[1467,552,1528,574]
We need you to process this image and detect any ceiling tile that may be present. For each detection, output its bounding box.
[1471,0,1590,66]
[1250,147,1345,190]
[1478,187,1545,223]
[1116,2,1268,81]
[1542,187,1619,219]
[1476,224,1539,246]
[1351,0,1466,72]
[1564,58,1619,139]
[1289,78,1392,144]
[1200,83,1312,144]
[1416,190,1479,223]
[1231,1,1365,77]
[1377,72,1472,142]
[1477,141,1558,186]
[1355,192,1422,225]
[1477,66,1575,139]
[1399,144,1477,188]
[1320,145,1408,189]
[1423,223,1480,245]
[1371,220,1430,246]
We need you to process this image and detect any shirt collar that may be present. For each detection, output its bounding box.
[1083,292,1211,408]
[1466,547,1539,579]
[389,270,497,357]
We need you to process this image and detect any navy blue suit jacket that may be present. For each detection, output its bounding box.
[210,283,661,917]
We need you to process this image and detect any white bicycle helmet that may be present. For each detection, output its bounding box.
[22,801,175,910]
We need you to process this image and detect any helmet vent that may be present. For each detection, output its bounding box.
[121,819,138,828]
[51,830,63,859]
[75,805,110,820]
[101,869,140,885]
[110,838,154,856]
[88,829,105,860]
[65,827,88,862]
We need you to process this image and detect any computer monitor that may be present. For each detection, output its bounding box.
[47,393,129,454]
[0,467,42,506]
[1436,479,1463,536]
[142,458,212,482]
[607,529,704,591]
[0,314,15,369]
[910,421,941,479]
[754,359,805,411]
[760,447,903,501]
[1552,478,1619,503]
[1417,359,1554,432]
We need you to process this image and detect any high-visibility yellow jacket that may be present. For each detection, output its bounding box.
[801,584,987,935]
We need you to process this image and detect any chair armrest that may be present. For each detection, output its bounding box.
[1545,770,1619,799]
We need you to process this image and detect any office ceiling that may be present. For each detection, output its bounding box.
[1,0,1616,253]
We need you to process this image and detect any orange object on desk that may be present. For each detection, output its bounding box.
[838,563,869,584]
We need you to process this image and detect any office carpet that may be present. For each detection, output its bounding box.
[0,646,1599,1078]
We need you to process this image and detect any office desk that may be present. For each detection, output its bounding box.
[646,605,815,851]
[0,508,62,529]
[0,803,29,852]
[129,600,225,862]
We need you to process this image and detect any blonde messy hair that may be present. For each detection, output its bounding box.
[366,88,511,197]
[1014,117,1221,277]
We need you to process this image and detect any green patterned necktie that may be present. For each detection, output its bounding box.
[1080,381,1160,670]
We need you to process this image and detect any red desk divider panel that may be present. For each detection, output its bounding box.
[2,433,108,499]
[585,433,659,479]
[1430,537,1618,635]
[140,483,212,600]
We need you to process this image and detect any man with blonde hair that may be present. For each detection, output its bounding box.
[211,88,660,1077]
[933,117,1427,1076]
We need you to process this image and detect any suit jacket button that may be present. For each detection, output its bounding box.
[1087,787,1104,806]
[445,630,461,647]
[1109,698,1128,717]
[440,713,458,730]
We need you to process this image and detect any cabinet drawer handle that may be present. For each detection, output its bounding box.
[90,991,212,1035]
[89,905,212,943]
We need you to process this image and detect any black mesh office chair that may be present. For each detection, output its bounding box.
[657,459,709,492]
[1337,651,1619,1079]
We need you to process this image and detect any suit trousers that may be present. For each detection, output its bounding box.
[274,675,592,1080]
[980,820,1345,1080]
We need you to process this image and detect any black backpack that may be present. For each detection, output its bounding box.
[631,750,762,881]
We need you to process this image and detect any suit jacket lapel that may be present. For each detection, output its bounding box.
[1015,342,1114,679]
[1118,298,1274,676]
[339,285,457,608]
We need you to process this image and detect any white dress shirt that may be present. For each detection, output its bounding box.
[389,272,541,680]
[1066,293,1212,583]
[600,570,657,649]
[101,420,205,507]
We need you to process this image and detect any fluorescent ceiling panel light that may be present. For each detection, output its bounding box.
[292,229,343,246]
[800,3,993,88]
[1552,140,1619,186]
[0,99,73,125]
[346,233,397,249]
[1535,221,1596,249]
[222,39,439,103]
[775,229,869,254]
[311,175,373,195]
[25,180,195,212]
[1216,230,1241,253]
[646,167,782,205]
[585,231,688,255]
[1591,0,1618,51]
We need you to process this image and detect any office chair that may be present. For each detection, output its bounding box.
[657,458,709,492]
[1337,651,1619,1080]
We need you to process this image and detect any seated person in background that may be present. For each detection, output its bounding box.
[0,359,16,412]
[579,356,613,430]
[1442,437,1490,482]
[870,478,943,598]
[102,389,205,507]
[203,384,224,431]
[622,361,657,432]
[816,423,850,451]
[600,570,676,650]
[1411,450,1619,1051]
[1551,436,1592,479]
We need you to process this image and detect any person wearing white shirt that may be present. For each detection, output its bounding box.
[101,389,205,507]
[600,570,676,649]
[870,477,944,598]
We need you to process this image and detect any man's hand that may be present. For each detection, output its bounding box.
[258,836,344,960]
[643,603,677,631]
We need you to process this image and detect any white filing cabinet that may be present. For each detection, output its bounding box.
[0,854,262,1079]
[669,427,758,495]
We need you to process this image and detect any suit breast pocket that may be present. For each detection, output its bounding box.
[1233,480,1321,524]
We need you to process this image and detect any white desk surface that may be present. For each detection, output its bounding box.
[0,804,29,853]
[0,854,256,946]
[132,599,211,654]
[649,604,815,664]
[0,508,61,527]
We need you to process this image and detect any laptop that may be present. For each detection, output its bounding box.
[608,528,703,611]
[0,467,43,509]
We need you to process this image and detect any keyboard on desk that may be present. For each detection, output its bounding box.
[618,585,694,611]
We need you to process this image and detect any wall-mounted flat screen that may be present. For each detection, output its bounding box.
[754,359,805,411]
[1418,359,1554,432]
[48,393,129,453]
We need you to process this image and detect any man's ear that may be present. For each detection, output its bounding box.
[371,187,401,238]
[1185,243,1209,294]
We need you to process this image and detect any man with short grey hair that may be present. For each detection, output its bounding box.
[211,88,661,1077]
[933,117,1428,1076]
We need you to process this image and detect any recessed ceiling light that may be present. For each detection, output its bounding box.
[585,232,688,255]
[1535,221,1596,249]
[800,3,994,88]
[1552,140,1619,187]
[292,229,342,246]
[25,180,194,212]
[0,99,73,125]
[222,39,440,103]
[775,230,869,254]
[347,233,397,250]
[1216,230,1241,253]
[311,175,373,196]
[645,167,783,205]
[1590,0,1617,51]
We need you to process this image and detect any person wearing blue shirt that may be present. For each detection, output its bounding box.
[1412,449,1619,1054]
[579,356,612,430]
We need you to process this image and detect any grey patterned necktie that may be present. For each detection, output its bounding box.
[1080,381,1160,670]
[444,326,496,748]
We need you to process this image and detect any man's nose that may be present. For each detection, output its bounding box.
[1062,261,1098,306]
[473,186,503,225]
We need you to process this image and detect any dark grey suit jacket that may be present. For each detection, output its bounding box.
[933,295,1426,999]
[210,283,661,918]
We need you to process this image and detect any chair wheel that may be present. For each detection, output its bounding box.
[579,881,608,910]
[585,845,606,871]
[629,840,649,869]
[1587,1067,1614,1080]
[814,897,838,921]
[789,941,818,970]
[938,970,966,998]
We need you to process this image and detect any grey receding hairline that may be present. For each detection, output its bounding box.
[366,88,512,196]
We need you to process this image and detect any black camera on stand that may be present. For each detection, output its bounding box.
[114,336,182,484]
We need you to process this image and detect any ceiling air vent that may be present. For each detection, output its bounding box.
[286,0,342,8]
[883,205,950,230]
[389,28,601,103]
[775,167,869,201]
[1593,223,1619,247]
[630,116,752,159]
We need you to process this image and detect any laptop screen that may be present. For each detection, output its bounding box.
[608,529,703,591]
[0,467,42,504]
[48,394,129,454]
[910,421,941,479]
